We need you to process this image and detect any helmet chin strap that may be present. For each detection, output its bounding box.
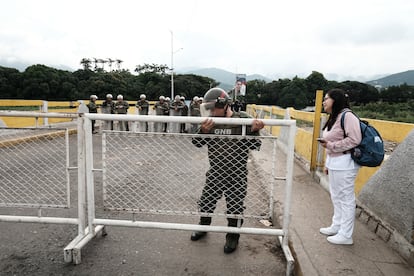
[224,104,230,117]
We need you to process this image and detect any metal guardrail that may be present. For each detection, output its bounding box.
[82,113,296,274]
[0,111,297,274]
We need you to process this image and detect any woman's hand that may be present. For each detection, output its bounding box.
[319,140,328,148]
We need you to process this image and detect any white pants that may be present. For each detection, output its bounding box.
[328,168,358,239]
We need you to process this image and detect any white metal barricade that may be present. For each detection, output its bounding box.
[0,111,104,265]
[82,113,296,275]
[0,110,297,274]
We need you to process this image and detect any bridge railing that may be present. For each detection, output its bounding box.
[247,91,414,194]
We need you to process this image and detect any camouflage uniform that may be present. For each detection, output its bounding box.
[190,101,201,117]
[87,101,98,113]
[136,99,150,131]
[181,101,189,133]
[170,100,185,114]
[136,100,149,115]
[154,101,169,115]
[87,101,98,133]
[154,101,169,132]
[101,100,115,130]
[189,101,201,133]
[192,111,261,224]
[115,100,129,131]
[169,100,185,133]
[101,100,115,114]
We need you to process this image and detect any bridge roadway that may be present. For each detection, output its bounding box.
[0,124,413,276]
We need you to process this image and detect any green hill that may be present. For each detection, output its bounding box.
[367,70,414,87]
[181,67,271,91]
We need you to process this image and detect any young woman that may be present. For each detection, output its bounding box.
[318,88,362,245]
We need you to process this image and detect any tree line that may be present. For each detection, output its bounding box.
[0,64,219,102]
[1,64,413,111]
[243,71,414,109]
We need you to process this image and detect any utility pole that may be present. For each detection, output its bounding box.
[170,30,183,101]
[170,30,174,101]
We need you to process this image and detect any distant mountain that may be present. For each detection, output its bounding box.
[179,67,272,91]
[367,70,414,87]
[0,59,31,72]
[0,59,75,72]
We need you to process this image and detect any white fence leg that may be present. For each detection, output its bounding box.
[42,101,48,126]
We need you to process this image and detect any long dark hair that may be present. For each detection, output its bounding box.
[322,88,350,131]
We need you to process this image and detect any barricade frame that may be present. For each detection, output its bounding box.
[83,113,296,275]
[0,111,104,265]
[0,110,297,274]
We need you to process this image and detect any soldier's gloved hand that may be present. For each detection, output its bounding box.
[251,119,264,132]
[200,119,214,133]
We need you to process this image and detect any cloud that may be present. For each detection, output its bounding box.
[1,0,414,81]
[319,21,413,46]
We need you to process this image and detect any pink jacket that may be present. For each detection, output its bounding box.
[323,109,362,157]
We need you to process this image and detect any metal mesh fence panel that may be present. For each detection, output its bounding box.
[0,128,69,208]
[102,131,276,219]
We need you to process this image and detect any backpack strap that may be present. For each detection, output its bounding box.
[340,109,359,138]
[340,110,362,154]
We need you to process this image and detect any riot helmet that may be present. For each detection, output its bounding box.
[200,88,231,117]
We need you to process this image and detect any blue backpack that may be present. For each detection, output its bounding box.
[340,110,384,167]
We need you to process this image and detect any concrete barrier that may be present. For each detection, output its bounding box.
[358,129,414,265]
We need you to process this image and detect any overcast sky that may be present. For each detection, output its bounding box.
[1,0,414,81]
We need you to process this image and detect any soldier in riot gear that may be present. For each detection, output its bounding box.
[136,94,149,115]
[87,95,98,133]
[180,96,188,133]
[136,94,149,131]
[190,96,201,117]
[115,94,129,131]
[101,93,115,130]
[189,96,202,133]
[191,88,264,254]
[154,96,169,132]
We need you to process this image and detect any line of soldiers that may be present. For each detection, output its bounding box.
[87,93,204,133]
[153,94,203,133]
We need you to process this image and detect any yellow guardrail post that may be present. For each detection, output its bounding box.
[310,90,324,171]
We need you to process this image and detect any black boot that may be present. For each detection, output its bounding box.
[224,218,243,253]
[191,231,207,241]
[224,233,240,254]
[191,216,211,241]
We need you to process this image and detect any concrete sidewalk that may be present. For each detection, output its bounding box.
[255,139,414,275]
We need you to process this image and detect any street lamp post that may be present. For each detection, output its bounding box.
[170,30,182,100]
[170,31,174,101]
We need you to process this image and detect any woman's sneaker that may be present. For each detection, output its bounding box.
[319,226,339,236]
[327,234,353,245]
